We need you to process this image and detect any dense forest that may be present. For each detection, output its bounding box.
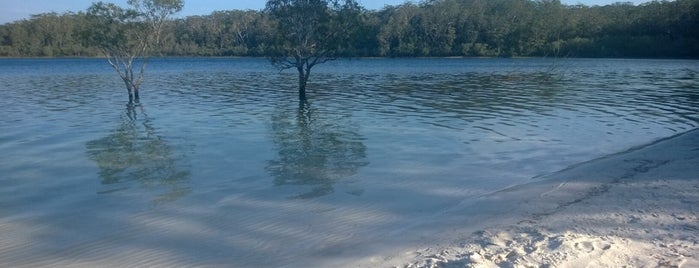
[1,0,697,58]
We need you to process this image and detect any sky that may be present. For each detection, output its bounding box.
[0,0,651,24]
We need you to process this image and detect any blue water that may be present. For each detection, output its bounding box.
[1,57,697,266]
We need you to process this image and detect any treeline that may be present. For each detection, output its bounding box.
[1,0,698,58]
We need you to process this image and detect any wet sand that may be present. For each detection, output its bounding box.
[356,129,699,267]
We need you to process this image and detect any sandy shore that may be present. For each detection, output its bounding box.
[362,129,699,268]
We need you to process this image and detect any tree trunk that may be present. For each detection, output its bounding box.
[124,79,134,103]
[133,87,140,103]
[297,65,308,101]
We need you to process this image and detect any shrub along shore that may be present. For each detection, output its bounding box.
[1,0,698,59]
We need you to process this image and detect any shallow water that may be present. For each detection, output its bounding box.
[1,58,697,266]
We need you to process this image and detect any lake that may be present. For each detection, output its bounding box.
[1,57,697,267]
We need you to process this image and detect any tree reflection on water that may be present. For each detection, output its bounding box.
[86,104,190,204]
[267,101,369,199]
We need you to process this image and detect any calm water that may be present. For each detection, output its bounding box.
[1,58,697,266]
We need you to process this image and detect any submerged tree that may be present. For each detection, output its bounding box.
[85,0,183,103]
[265,0,361,100]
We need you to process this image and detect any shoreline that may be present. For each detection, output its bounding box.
[2,56,699,61]
[350,129,699,267]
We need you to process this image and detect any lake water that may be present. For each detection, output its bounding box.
[1,58,697,266]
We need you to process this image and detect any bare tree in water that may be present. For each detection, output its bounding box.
[265,0,362,101]
[85,0,183,103]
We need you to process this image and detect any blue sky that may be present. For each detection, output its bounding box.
[0,0,650,24]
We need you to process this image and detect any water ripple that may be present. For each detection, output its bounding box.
[1,58,698,267]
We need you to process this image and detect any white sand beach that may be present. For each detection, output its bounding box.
[355,129,699,268]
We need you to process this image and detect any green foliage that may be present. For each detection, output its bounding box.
[84,2,143,55]
[0,0,698,58]
[82,0,184,102]
[264,0,361,65]
[265,0,334,66]
[264,0,363,96]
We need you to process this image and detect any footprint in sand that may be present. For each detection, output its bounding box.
[573,240,612,253]
[574,241,596,252]
[557,237,615,267]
